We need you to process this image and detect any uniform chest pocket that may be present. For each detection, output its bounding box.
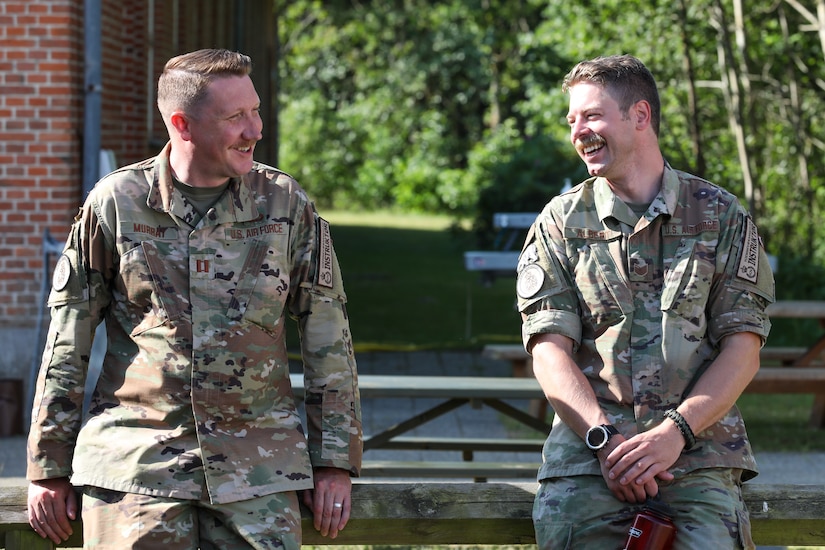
[573,242,630,336]
[660,238,714,319]
[118,241,186,335]
[226,239,291,335]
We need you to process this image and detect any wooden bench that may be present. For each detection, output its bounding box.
[1,482,823,547]
[464,212,538,284]
[292,372,551,452]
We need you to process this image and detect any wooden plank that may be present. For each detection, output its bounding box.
[483,344,529,361]
[360,460,541,479]
[377,436,544,453]
[484,344,820,365]
[463,251,520,271]
[759,346,812,364]
[3,529,63,550]
[291,373,544,400]
[1,483,824,547]
[321,482,824,546]
[746,367,825,394]
[766,300,825,319]
[306,481,539,545]
[493,212,539,229]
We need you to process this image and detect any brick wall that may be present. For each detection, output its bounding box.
[0,1,274,402]
[0,0,159,330]
[0,0,85,326]
[1,0,273,333]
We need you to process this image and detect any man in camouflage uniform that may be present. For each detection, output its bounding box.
[518,55,774,549]
[27,49,362,549]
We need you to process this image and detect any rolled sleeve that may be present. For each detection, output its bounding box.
[522,308,583,353]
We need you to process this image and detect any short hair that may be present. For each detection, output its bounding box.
[157,49,253,119]
[562,54,660,136]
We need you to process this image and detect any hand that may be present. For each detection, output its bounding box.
[603,425,681,502]
[28,477,78,544]
[302,467,352,539]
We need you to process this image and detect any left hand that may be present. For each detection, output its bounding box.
[302,467,353,538]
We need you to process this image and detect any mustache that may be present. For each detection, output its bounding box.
[575,133,606,154]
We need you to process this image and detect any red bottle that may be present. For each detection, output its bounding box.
[622,498,677,550]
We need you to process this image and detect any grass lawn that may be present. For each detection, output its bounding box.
[298,210,825,453]
[321,210,523,351]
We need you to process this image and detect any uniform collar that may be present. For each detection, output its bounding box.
[147,142,259,227]
[593,162,679,227]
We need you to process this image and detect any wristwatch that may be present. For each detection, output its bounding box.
[585,424,619,455]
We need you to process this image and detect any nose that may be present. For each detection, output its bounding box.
[569,117,586,143]
[244,112,263,142]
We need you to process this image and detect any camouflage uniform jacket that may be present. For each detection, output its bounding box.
[28,143,362,504]
[517,164,774,482]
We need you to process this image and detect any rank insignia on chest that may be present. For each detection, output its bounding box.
[191,253,215,279]
[630,257,652,280]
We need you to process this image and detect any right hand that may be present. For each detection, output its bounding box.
[28,477,78,544]
[596,435,660,503]
[602,423,680,504]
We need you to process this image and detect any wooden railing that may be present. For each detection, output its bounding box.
[2,482,824,548]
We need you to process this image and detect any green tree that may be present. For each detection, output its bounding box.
[276,0,825,284]
[278,0,579,218]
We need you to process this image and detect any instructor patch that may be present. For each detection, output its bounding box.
[318,218,333,288]
[517,264,544,299]
[52,254,72,291]
[736,217,760,284]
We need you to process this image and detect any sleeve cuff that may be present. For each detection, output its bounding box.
[522,309,582,352]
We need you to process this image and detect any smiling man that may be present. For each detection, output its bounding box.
[517,55,774,549]
[27,49,362,550]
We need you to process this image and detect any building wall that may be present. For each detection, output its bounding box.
[0,0,275,424]
[0,0,85,327]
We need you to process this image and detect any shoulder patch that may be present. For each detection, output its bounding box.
[517,263,545,299]
[317,218,333,288]
[736,217,760,284]
[52,254,72,291]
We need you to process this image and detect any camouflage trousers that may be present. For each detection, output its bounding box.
[532,468,755,550]
[80,486,301,549]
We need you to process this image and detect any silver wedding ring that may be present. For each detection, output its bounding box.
[333,502,342,508]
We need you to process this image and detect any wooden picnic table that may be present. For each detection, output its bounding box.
[765,300,825,364]
[289,373,550,455]
[484,300,825,428]
[763,300,825,427]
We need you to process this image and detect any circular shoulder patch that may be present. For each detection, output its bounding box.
[516,263,544,299]
[52,254,72,291]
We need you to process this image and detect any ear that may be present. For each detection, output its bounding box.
[169,111,193,141]
[633,100,652,131]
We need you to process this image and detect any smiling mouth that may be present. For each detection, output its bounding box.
[576,134,606,156]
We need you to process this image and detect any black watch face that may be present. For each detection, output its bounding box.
[587,426,607,448]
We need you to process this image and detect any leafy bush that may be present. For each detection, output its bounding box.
[468,122,586,248]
